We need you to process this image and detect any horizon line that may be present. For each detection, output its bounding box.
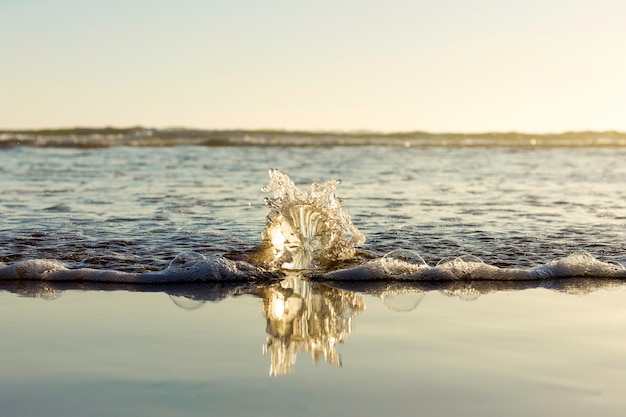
[2,125,626,137]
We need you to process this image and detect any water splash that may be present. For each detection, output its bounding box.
[252,169,365,270]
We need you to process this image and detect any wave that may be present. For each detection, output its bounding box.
[313,250,626,281]
[1,250,624,283]
[0,253,277,283]
[2,127,626,148]
[1,169,624,283]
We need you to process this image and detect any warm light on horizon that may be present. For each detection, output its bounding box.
[1,0,625,133]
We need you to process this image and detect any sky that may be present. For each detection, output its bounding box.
[1,0,625,133]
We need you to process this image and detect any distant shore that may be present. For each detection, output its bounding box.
[2,127,626,148]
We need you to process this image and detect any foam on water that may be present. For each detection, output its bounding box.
[0,169,624,283]
[1,250,624,283]
[0,253,275,283]
[315,250,626,281]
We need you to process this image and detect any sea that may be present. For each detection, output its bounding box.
[1,128,625,416]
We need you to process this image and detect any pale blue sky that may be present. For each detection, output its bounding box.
[2,0,625,132]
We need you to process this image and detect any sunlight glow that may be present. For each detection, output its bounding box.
[1,0,625,132]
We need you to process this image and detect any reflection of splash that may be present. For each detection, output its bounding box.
[259,275,365,376]
[5,277,626,378]
[250,169,365,270]
[0,277,365,377]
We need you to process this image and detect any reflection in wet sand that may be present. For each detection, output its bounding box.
[2,277,625,376]
[259,276,364,376]
[0,276,366,376]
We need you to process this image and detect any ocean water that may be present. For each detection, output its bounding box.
[1,129,626,416]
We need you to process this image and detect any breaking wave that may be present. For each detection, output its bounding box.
[1,250,624,283]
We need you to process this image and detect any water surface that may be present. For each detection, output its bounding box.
[1,131,625,416]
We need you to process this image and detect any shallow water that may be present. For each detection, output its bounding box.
[1,145,625,276]
[1,138,626,415]
[2,278,626,416]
